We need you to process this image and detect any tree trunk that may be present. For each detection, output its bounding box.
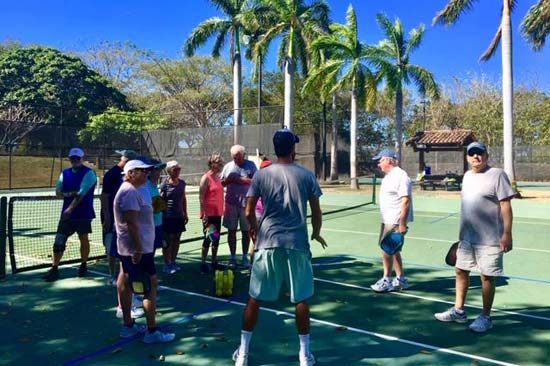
[395,86,403,162]
[501,0,516,183]
[350,90,358,189]
[284,57,295,131]
[233,52,242,145]
[330,93,338,181]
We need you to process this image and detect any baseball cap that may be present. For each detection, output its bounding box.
[122,159,153,175]
[466,142,487,154]
[149,158,167,170]
[115,149,138,160]
[273,129,300,156]
[260,159,272,169]
[68,148,84,158]
[372,149,397,161]
[166,160,180,170]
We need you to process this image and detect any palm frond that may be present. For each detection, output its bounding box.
[208,0,239,17]
[479,25,501,61]
[212,27,229,58]
[432,0,478,26]
[520,0,550,51]
[407,64,440,100]
[405,24,425,57]
[184,18,230,57]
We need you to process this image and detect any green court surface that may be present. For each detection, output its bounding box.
[1,190,549,366]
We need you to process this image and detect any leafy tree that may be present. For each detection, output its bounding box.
[0,46,129,126]
[369,14,439,162]
[79,107,167,143]
[138,55,233,128]
[253,0,330,130]
[304,4,376,189]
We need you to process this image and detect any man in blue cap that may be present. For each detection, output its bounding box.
[435,141,515,333]
[370,149,413,293]
[232,129,327,366]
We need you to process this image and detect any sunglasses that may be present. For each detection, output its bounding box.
[69,156,81,160]
[133,168,149,173]
[467,149,485,157]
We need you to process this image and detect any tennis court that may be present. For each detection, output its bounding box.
[1,185,549,366]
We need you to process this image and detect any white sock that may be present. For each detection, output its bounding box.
[299,334,310,357]
[239,330,253,354]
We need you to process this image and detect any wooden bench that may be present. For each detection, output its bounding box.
[419,174,462,191]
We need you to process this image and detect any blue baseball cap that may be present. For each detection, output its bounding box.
[273,129,300,156]
[115,149,138,160]
[466,142,487,154]
[372,149,397,161]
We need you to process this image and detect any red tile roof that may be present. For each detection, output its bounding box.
[406,129,475,147]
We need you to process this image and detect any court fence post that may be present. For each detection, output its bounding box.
[372,175,377,205]
[0,196,7,280]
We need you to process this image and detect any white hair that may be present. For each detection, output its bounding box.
[230,144,245,157]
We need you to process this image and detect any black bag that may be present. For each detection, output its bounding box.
[445,241,460,267]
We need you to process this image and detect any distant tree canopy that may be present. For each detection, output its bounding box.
[0,46,129,126]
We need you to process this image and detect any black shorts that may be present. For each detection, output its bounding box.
[203,216,222,234]
[163,217,186,234]
[154,226,163,249]
[120,252,156,277]
[57,219,92,236]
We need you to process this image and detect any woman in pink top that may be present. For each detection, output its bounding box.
[199,153,224,274]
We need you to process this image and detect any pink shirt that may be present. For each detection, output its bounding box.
[201,171,224,217]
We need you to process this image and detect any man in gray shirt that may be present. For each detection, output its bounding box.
[232,129,327,366]
[435,142,515,333]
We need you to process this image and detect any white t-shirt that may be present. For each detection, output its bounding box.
[114,181,155,256]
[379,166,413,225]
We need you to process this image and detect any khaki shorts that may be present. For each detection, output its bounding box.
[456,240,503,277]
[222,203,250,231]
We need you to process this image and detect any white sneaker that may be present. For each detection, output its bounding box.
[392,276,409,290]
[132,295,143,308]
[300,353,316,366]
[107,277,117,287]
[232,348,248,366]
[116,306,145,319]
[469,314,493,332]
[370,277,394,293]
[434,307,468,323]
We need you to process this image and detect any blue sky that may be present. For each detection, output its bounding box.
[1,0,549,93]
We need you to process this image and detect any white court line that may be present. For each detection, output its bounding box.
[158,283,519,366]
[348,209,550,226]
[181,256,550,322]
[314,277,550,322]
[322,228,550,253]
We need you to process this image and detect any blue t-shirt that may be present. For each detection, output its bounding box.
[146,179,163,227]
[101,165,123,223]
[221,159,257,206]
[247,163,322,251]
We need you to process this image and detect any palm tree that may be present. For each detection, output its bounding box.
[184,0,261,144]
[304,4,377,189]
[369,14,440,163]
[521,0,550,51]
[434,0,515,182]
[253,0,330,131]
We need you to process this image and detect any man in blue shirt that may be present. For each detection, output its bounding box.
[232,130,327,366]
[43,148,97,282]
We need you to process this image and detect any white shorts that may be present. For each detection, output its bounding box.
[222,203,250,231]
[456,240,503,277]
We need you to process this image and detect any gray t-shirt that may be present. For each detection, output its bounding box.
[247,163,322,251]
[459,166,515,246]
[114,182,155,256]
[221,159,257,206]
[160,178,186,218]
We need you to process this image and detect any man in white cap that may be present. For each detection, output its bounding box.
[435,142,515,333]
[43,148,97,282]
[114,159,175,343]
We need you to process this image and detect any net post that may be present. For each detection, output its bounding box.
[0,196,7,280]
[372,175,377,205]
